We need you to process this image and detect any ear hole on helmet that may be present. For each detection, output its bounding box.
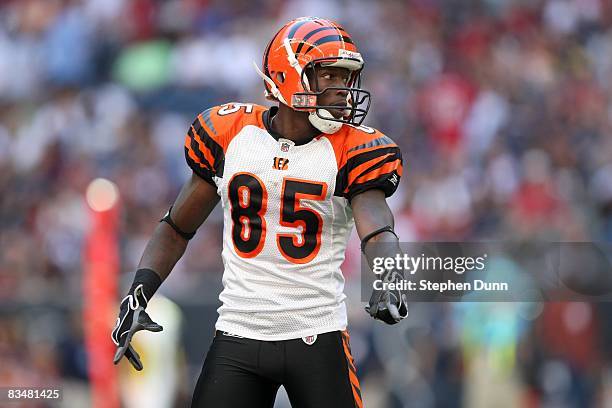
[275,72,285,83]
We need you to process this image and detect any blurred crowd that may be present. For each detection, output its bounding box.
[1,0,612,406]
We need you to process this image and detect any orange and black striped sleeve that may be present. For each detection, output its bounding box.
[335,129,403,201]
[184,107,225,186]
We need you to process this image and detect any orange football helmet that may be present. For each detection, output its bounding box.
[254,17,371,134]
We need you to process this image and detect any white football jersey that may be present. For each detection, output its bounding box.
[184,103,402,340]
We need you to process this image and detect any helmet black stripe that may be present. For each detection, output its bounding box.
[288,19,311,39]
[262,32,278,82]
[304,35,354,54]
[295,27,338,54]
[263,39,273,75]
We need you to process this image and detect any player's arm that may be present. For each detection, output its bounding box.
[111,173,220,370]
[351,189,408,325]
[137,173,220,280]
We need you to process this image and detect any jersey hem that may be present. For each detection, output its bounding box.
[214,322,348,341]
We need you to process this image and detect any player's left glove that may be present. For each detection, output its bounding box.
[111,269,163,371]
[365,270,408,325]
[360,226,408,325]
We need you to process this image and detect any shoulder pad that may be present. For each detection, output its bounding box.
[198,103,267,150]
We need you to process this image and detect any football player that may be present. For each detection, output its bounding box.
[112,16,407,408]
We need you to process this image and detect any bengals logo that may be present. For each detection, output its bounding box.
[273,157,289,170]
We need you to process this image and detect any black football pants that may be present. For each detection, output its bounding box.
[191,330,363,408]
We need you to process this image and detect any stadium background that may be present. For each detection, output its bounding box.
[1,0,612,406]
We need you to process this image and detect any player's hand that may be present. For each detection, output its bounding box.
[365,271,408,325]
[111,284,163,370]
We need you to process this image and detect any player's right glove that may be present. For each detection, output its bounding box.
[365,270,408,325]
[111,269,163,371]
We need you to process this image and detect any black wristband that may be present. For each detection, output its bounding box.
[360,225,398,253]
[129,268,162,302]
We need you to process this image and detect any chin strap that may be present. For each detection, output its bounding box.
[308,109,343,134]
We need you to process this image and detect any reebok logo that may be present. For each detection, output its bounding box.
[388,172,399,186]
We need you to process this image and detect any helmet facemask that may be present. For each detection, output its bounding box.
[292,58,371,133]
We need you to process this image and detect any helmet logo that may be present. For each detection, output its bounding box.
[338,49,362,61]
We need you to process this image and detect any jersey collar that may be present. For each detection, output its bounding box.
[263,106,323,147]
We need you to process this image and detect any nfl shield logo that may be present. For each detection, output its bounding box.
[281,142,290,152]
[302,335,317,345]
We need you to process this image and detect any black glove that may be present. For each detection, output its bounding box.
[111,270,163,370]
[365,270,408,325]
